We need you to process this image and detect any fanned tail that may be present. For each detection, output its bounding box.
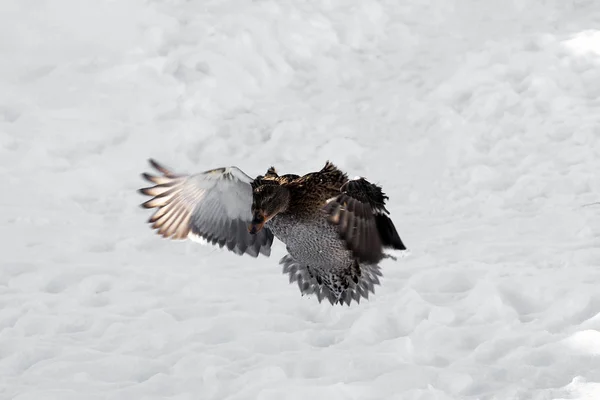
[279,254,382,306]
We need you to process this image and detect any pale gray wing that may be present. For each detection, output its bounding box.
[139,159,273,257]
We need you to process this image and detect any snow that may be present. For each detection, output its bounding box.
[2,0,600,399]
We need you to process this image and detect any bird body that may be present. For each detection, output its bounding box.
[139,159,406,305]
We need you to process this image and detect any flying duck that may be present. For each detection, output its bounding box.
[139,159,406,305]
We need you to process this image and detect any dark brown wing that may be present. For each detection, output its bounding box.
[341,178,406,251]
[139,159,273,257]
[323,178,405,264]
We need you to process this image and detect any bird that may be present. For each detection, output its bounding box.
[138,159,406,305]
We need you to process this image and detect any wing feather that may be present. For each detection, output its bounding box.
[323,177,406,263]
[139,159,273,257]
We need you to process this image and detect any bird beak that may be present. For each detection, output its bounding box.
[248,211,266,234]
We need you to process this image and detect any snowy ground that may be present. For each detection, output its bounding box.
[2,0,600,399]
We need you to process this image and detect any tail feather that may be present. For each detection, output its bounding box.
[279,254,382,306]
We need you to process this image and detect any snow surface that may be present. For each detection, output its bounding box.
[2,0,600,399]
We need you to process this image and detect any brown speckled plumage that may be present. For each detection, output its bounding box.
[139,159,406,305]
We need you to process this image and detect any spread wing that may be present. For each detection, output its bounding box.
[323,178,405,264]
[139,159,273,257]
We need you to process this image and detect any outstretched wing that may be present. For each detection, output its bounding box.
[323,178,405,264]
[139,159,273,257]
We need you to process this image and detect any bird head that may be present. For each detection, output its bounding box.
[249,184,290,234]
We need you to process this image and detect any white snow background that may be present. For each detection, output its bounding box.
[2,0,600,399]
